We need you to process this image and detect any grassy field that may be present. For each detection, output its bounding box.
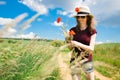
[93,43,120,80]
[0,38,120,80]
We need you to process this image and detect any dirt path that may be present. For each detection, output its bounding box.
[58,54,72,80]
[58,52,112,80]
[57,44,112,80]
[94,70,112,80]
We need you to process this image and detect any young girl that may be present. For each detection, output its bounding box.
[66,6,97,80]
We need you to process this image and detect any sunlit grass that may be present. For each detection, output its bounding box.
[0,38,58,80]
[0,38,120,80]
[93,43,120,80]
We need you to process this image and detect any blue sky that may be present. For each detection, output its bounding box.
[0,0,120,43]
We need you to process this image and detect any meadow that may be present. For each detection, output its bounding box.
[0,38,120,80]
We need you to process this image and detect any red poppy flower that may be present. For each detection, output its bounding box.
[69,30,76,36]
[57,17,61,23]
[75,7,80,12]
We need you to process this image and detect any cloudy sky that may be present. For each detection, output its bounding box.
[0,0,120,43]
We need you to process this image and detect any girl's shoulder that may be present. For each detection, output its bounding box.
[90,28,97,35]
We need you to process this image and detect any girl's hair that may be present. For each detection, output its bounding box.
[86,14,96,34]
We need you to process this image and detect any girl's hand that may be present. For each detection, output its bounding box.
[71,40,79,48]
[65,37,71,43]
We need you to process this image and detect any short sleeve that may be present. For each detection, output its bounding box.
[91,29,97,35]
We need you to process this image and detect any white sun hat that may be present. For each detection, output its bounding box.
[74,5,91,17]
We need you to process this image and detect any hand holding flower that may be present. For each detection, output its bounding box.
[65,30,76,43]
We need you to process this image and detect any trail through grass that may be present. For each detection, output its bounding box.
[0,38,120,80]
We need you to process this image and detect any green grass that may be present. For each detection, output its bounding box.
[45,68,60,80]
[0,38,58,80]
[0,38,120,80]
[93,43,120,80]
[93,43,120,68]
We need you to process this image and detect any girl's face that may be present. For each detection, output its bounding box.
[76,16,87,25]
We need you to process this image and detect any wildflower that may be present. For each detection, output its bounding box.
[56,17,76,43]
[57,17,61,23]
[65,30,76,43]
[75,7,80,12]
[69,30,75,36]
[56,17,67,37]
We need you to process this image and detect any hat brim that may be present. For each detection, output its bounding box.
[74,14,88,18]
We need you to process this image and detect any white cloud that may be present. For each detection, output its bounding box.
[37,18,42,22]
[0,1,6,5]
[4,31,39,39]
[68,12,76,18]
[57,10,68,16]
[1,28,17,38]
[52,21,63,27]
[20,32,35,38]
[56,10,76,18]
[43,0,83,11]
[44,0,120,20]
[95,41,103,44]
[14,13,28,24]
[0,13,28,26]
[0,18,14,25]
[19,0,48,14]
[42,0,84,17]
[19,0,85,16]
[7,28,17,34]
[20,13,40,31]
[89,0,120,26]
[92,0,118,16]
[22,24,31,30]
[16,32,37,39]
[0,13,28,37]
[43,0,120,26]
[18,0,120,26]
